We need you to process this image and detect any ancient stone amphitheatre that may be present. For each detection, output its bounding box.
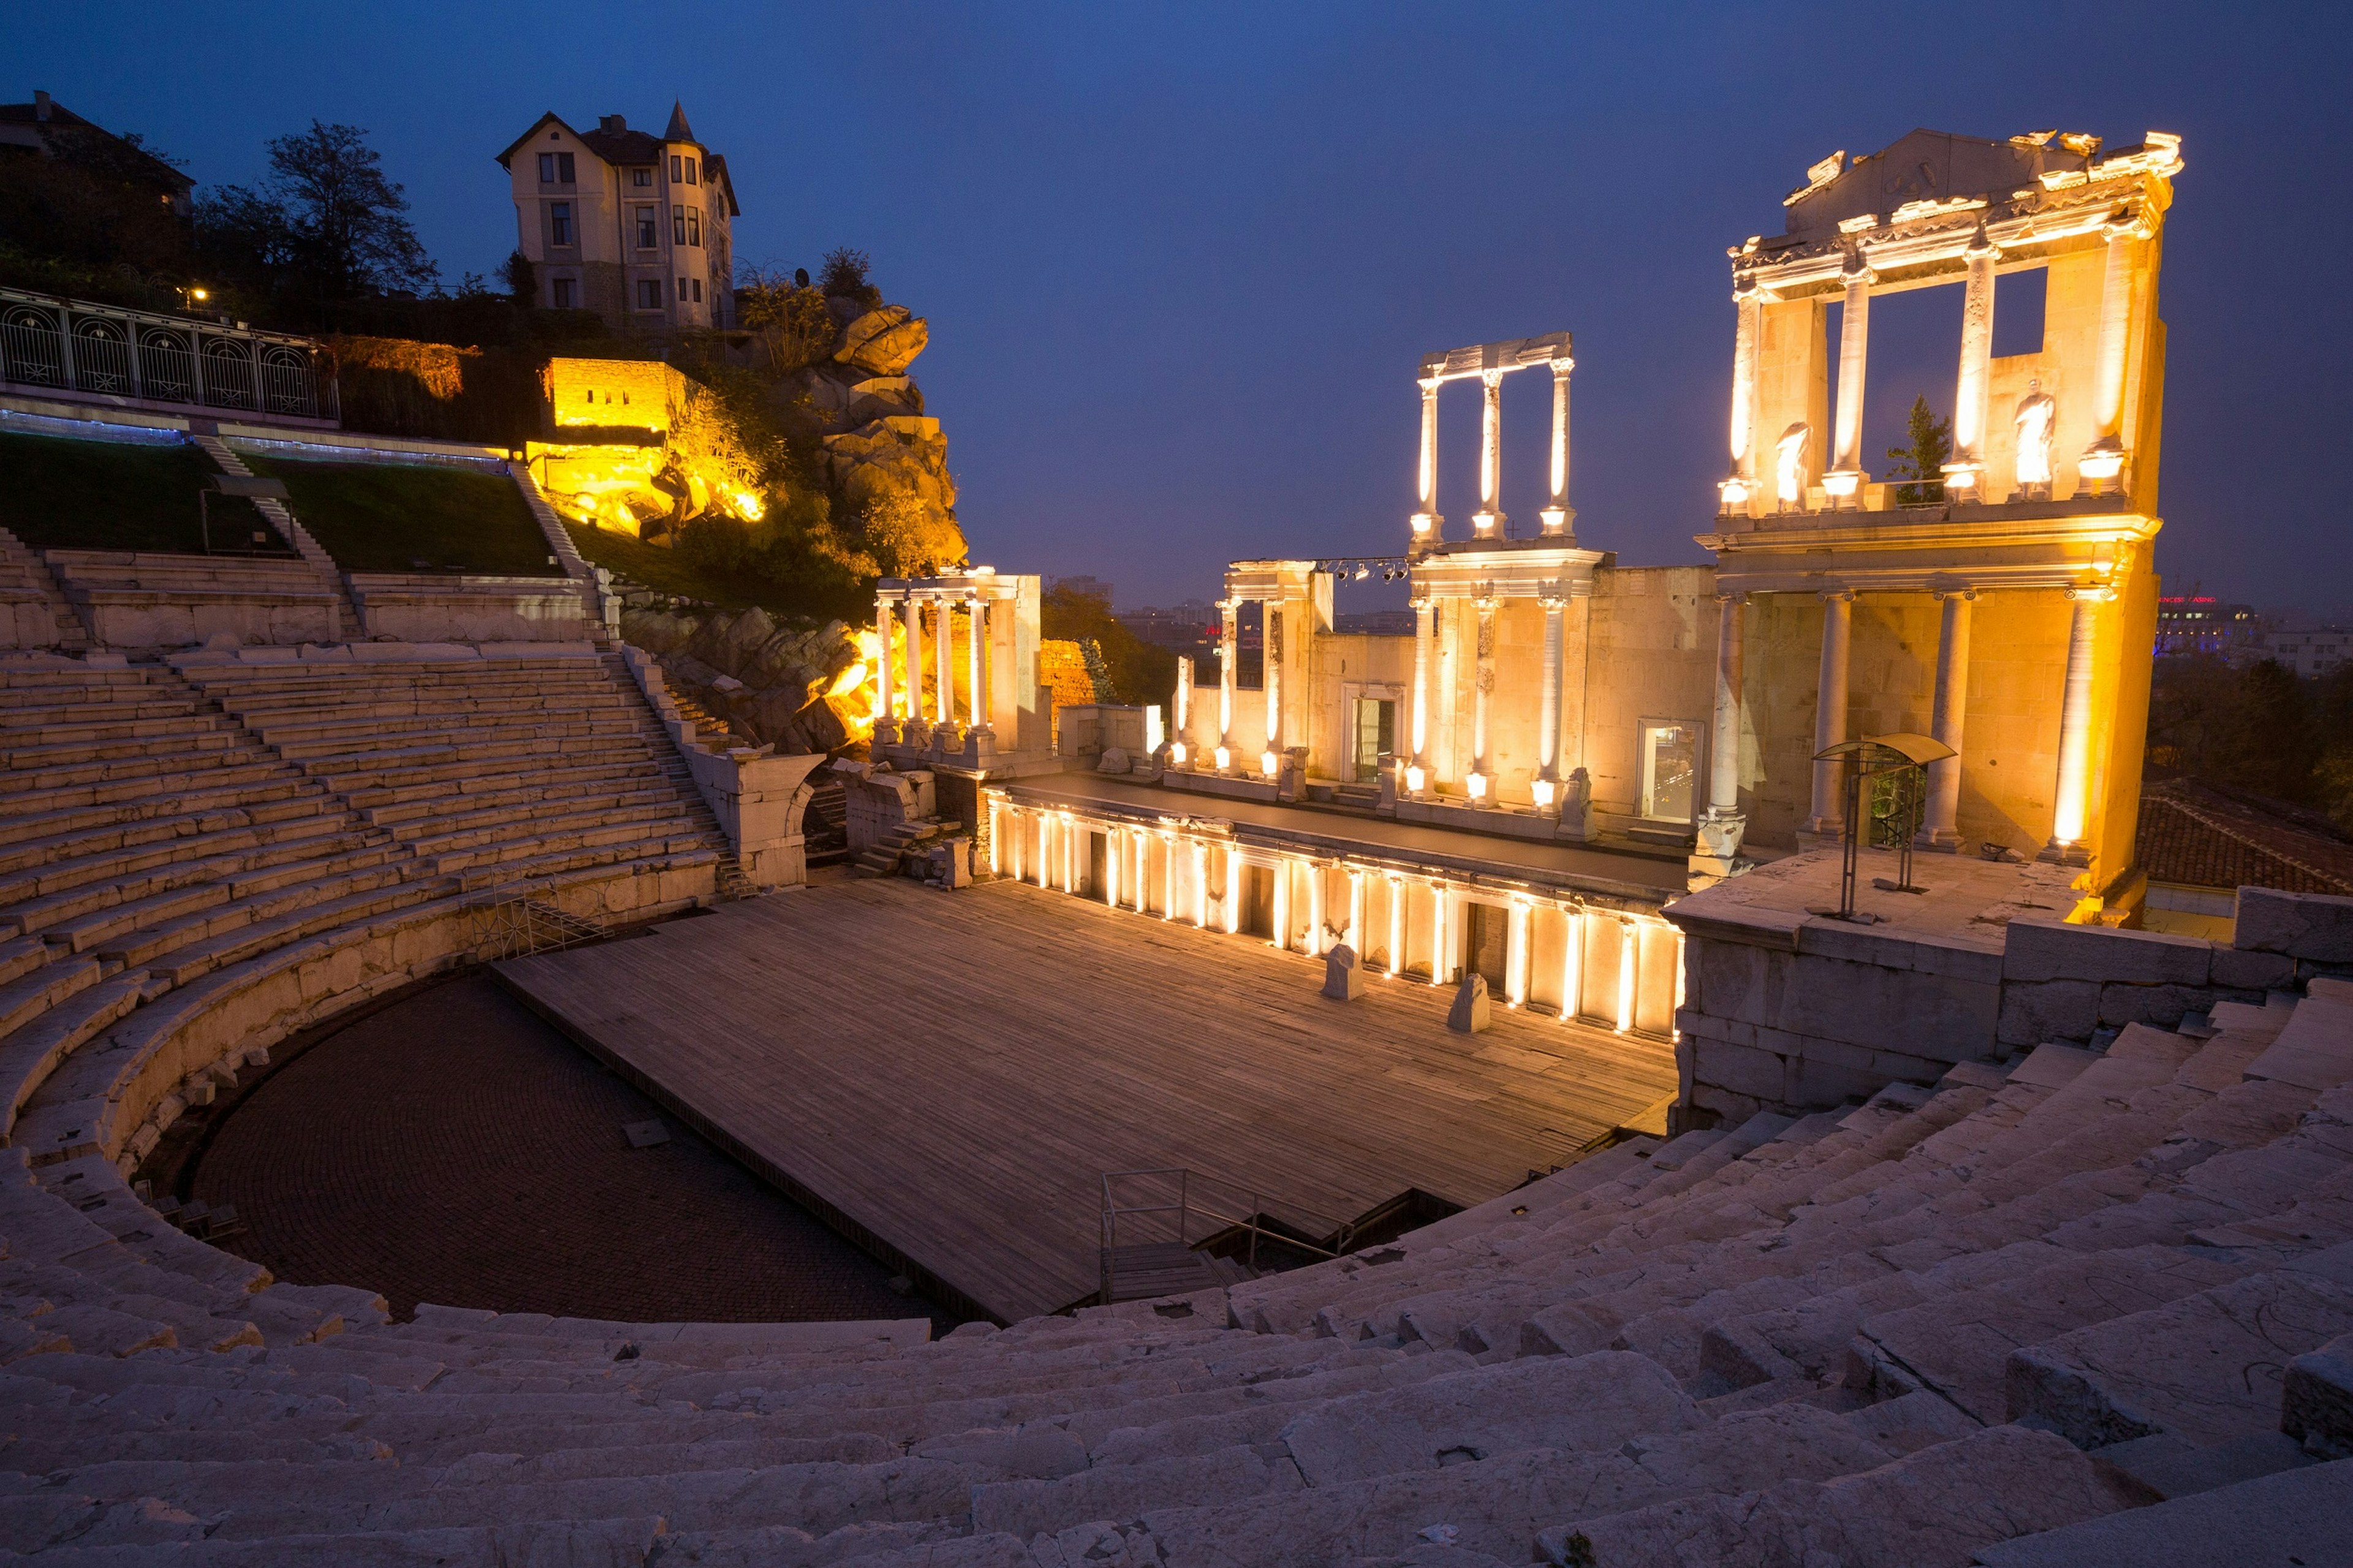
[0,115,2345,1568]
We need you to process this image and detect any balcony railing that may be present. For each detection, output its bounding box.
[0,289,338,423]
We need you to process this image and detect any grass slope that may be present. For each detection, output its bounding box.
[0,430,279,554]
[564,521,857,622]
[245,455,561,576]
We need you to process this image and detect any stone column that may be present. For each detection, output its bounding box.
[1472,369,1504,538]
[1540,358,1574,537]
[933,597,955,727]
[1171,641,1191,761]
[1722,277,1760,512]
[1217,598,1239,769]
[1263,601,1283,773]
[1919,590,1974,850]
[1409,596,1433,790]
[2041,588,2107,863]
[1825,257,1874,506]
[874,593,896,724]
[1946,232,1998,497]
[901,597,923,722]
[1411,375,1442,545]
[967,595,990,731]
[2082,221,2140,492]
[1469,595,1496,803]
[1537,591,1566,796]
[1707,593,1745,821]
[1805,591,1854,838]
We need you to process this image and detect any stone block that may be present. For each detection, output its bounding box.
[1687,1036,1789,1105]
[1321,944,1364,1002]
[2211,947,2297,992]
[2281,1331,2353,1459]
[2098,982,2218,1031]
[1998,979,2101,1047]
[2005,917,2212,987]
[2235,887,2353,963]
[1446,974,1489,1034]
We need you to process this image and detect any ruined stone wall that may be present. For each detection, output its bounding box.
[1580,567,1719,825]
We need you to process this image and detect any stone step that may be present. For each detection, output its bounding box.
[1,724,235,772]
[0,793,335,881]
[0,953,100,1041]
[10,743,285,800]
[123,872,448,990]
[0,765,320,835]
[1972,1455,2353,1568]
[2009,1240,2353,1449]
[0,812,356,913]
[1539,1423,2129,1568]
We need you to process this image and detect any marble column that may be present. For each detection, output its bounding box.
[901,597,923,724]
[1540,358,1574,538]
[2041,588,2107,863]
[1263,601,1283,773]
[1412,374,1442,545]
[1409,596,1433,790]
[1171,641,1191,761]
[1472,369,1504,538]
[1537,591,1566,799]
[1218,598,1238,768]
[1805,591,1854,838]
[967,595,990,732]
[2082,221,2140,491]
[874,593,896,725]
[1707,593,1745,822]
[932,598,953,727]
[1946,232,1998,496]
[1469,596,1496,802]
[1826,257,1874,506]
[1919,590,1974,850]
[1722,277,1760,512]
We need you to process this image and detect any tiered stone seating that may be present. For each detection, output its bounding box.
[0,527,85,651]
[0,913,2343,1561]
[42,552,342,648]
[174,648,730,896]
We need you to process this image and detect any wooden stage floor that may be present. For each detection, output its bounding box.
[497,878,1680,1323]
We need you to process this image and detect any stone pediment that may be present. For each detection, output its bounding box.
[1784,129,2093,237]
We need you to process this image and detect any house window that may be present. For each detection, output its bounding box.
[673,205,686,244]
[632,167,651,187]
[1638,722,1701,823]
[637,279,662,309]
[685,156,698,185]
[676,276,688,301]
[686,208,700,246]
[635,206,657,248]
[670,154,682,183]
[549,203,574,247]
[691,278,702,303]
[551,277,578,309]
[537,151,575,184]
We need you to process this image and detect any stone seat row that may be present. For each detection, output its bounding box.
[0,981,2342,1564]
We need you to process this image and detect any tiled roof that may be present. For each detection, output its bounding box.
[0,99,193,194]
[2137,776,2353,896]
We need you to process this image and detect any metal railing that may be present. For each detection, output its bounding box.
[466,894,606,961]
[1099,1167,1362,1305]
[0,288,338,422]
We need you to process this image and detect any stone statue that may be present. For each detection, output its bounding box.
[1321,943,1364,1002]
[1447,972,1491,1034]
[1559,765,1595,839]
[2014,379,2056,493]
[1774,423,1811,510]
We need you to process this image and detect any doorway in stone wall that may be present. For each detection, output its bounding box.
[1351,697,1396,782]
[1464,901,1509,992]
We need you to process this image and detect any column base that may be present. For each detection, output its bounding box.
[2036,838,2091,868]
[1470,511,1505,539]
[1695,810,1746,861]
[1914,825,1963,853]
[1799,816,1845,844]
[1539,506,1575,539]
[1466,770,1496,807]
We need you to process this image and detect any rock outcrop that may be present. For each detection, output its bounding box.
[620,598,868,755]
[776,296,960,559]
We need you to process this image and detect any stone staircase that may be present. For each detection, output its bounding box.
[852,819,940,879]
[0,525,87,651]
[187,433,355,639]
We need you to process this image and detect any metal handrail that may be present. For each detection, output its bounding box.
[1099,1166,1360,1305]
[0,287,338,422]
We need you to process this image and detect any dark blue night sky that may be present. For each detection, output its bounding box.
[25,1,2350,614]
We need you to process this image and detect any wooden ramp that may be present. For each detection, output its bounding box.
[497,878,1678,1323]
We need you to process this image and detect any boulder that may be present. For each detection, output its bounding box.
[1098,747,1131,775]
[836,306,930,376]
[620,608,697,656]
[1448,974,1490,1034]
[1323,944,1364,1002]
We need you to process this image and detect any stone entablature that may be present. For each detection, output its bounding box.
[1411,331,1576,549]
[985,784,1686,1042]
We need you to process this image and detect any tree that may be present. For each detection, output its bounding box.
[734,266,838,371]
[267,121,438,303]
[501,249,535,308]
[1884,396,1952,505]
[819,245,880,307]
[1042,581,1176,708]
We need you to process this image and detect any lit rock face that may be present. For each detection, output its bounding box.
[836,305,930,376]
[621,600,868,752]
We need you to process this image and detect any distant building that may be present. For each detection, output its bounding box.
[2136,776,2353,939]
[1118,599,1218,650]
[1048,575,1115,606]
[2264,623,2352,677]
[2153,592,2258,658]
[0,90,193,216]
[496,102,738,331]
